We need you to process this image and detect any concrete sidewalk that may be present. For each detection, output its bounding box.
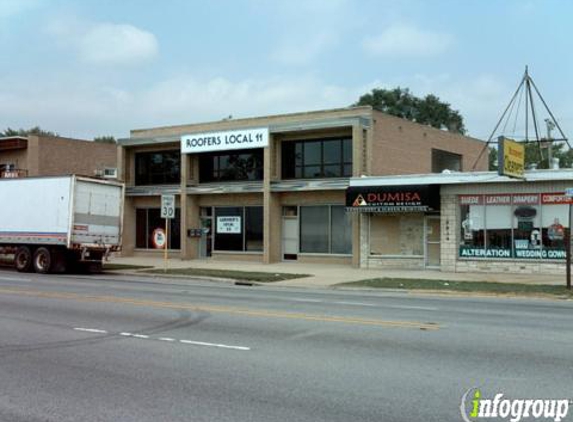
[106,256,566,288]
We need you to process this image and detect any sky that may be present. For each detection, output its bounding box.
[0,0,571,141]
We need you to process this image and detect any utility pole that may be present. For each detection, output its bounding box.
[545,118,556,167]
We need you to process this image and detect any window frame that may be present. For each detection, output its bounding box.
[212,206,264,253]
[282,137,352,180]
[134,150,181,186]
[298,204,352,255]
[198,148,264,183]
[135,207,181,250]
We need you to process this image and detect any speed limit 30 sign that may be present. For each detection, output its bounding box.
[161,194,175,219]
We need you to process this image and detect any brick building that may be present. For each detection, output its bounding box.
[0,135,117,179]
[118,106,487,266]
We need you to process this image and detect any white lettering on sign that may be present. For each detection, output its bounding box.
[181,128,269,154]
[512,194,539,205]
[216,216,242,234]
[541,193,573,204]
[459,195,482,205]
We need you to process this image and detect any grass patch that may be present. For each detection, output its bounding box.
[103,263,154,271]
[338,278,573,297]
[143,268,310,282]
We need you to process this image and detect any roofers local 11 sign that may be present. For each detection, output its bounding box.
[181,127,269,154]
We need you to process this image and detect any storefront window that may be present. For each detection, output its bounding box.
[135,151,181,185]
[213,206,263,252]
[460,196,485,249]
[299,205,351,254]
[541,204,568,251]
[199,149,263,182]
[135,208,181,249]
[370,214,424,256]
[485,195,512,250]
[458,193,570,260]
[300,206,329,253]
[282,138,352,179]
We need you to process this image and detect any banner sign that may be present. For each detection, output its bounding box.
[541,193,573,205]
[181,127,269,154]
[498,137,525,179]
[216,216,242,234]
[459,246,566,260]
[346,185,440,213]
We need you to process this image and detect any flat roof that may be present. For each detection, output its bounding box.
[349,169,573,187]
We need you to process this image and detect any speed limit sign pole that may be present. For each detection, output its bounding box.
[164,215,169,273]
[161,194,175,274]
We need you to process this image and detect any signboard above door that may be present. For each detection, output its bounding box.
[346,184,440,213]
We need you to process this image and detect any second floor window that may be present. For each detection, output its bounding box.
[135,151,181,185]
[282,138,352,179]
[199,149,263,183]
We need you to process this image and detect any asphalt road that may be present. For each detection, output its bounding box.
[0,269,572,422]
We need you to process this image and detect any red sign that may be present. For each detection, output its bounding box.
[512,194,539,205]
[541,193,573,205]
[151,228,167,249]
[485,195,511,205]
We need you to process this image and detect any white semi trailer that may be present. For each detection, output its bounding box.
[0,175,124,273]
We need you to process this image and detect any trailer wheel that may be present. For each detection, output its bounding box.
[15,246,33,273]
[33,247,52,274]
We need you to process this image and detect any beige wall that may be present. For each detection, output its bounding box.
[369,111,487,176]
[27,135,117,177]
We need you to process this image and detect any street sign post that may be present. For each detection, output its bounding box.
[161,195,175,273]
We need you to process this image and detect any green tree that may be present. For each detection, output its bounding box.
[1,126,58,137]
[94,136,117,144]
[353,87,466,134]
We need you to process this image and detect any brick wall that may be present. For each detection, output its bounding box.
[370,111,488,176]
[29,135,117,177]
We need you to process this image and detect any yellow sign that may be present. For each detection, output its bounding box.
[498,137,524,178]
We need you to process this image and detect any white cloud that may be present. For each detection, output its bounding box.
[0,73,364,139]
[363,24,453,58]
[47,20,158,65]
[79,23,158,65]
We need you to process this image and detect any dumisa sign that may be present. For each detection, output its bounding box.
[346,185,440,213]
[181,127,269,154]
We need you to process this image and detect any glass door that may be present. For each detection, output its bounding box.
[425,216,441,268]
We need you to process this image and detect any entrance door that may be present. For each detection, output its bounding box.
[425,216,441,268]
[199,217,212,258]
[282,206,299,260]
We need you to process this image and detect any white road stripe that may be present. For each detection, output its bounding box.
[179,339,250,351]
[290,298,323,303]
[132,334,149,339]
[158,337,176,342]
[333,301,376,307]
[74,327,108,334]
[119,332,133,336]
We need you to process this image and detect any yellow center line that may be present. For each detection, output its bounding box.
[0,287,440,331]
